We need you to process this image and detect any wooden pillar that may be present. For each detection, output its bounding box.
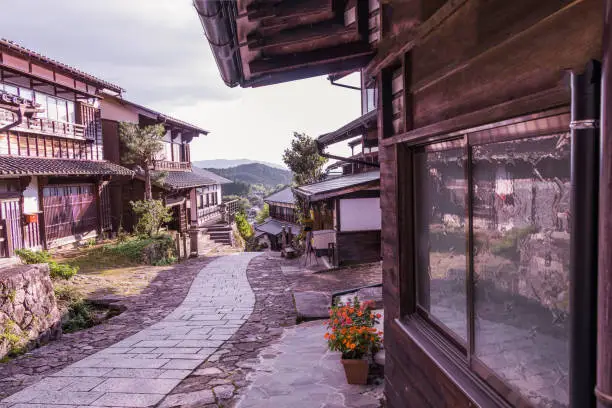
[189,188,198,227]
[597,1,612,406]
[37,176,47,250]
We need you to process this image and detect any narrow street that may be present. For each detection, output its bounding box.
[0,254,383,408]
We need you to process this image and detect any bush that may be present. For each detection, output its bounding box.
[131,199,172,237]
[49,262,78,280]
[255,203,270,224]
[104,234,176,265]
[15,249,77,280]
[235,212,253,240]
[14,249,51,264]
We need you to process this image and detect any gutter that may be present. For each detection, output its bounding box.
[193,0,242,87]
[0,104,26,132]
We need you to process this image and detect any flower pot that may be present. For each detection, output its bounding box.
[341,358,369,385]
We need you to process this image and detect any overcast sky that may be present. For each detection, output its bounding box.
[2,0,361,166]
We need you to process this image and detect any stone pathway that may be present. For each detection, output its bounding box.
[236,320,383,408]
[0,253,258,408]
[0,257,215,399]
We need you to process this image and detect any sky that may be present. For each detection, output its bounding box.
[1,0,362,167]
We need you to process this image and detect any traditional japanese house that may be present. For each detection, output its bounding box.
[0,39,133,256]
[196,0,610,407]
[254,186,301,250]
[99,96,231,234]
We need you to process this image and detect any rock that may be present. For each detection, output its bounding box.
[374,349,385,366]
[293,291,332,321]
[213,384,235,399]
[159,390,215,407]
[0,264,61,359]
[336,286,383,309]
[194,367,223,376]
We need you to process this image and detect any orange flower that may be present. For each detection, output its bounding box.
[376,313,382,319]
[324,333,330,339]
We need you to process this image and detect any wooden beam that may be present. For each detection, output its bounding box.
[249,41,372,75]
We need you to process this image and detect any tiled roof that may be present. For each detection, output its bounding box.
[294,170,380,201]
[1,39,123,93]
[264,187,295,205]
[152,170,219,190]
[317,110,377,147]
[0,156,133,176]
[192,167,232,184]
[120,98,210,135]
[255,218,301,237]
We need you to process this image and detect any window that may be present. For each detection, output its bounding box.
[411,119,571,407]
[172,143,181,162]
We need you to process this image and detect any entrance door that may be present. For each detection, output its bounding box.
[0,199,23,257]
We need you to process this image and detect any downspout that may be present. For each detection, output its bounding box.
[316,140,380,168]
[0,105,26,131]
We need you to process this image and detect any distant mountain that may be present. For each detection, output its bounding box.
[192,159,287,170]
[204,163,292,188]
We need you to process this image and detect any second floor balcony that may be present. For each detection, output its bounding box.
[154,160,192,171]
[0,109,88,140]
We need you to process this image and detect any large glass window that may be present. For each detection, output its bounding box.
[413,130,571,407]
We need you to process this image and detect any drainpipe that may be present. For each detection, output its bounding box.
[0,104,26,132]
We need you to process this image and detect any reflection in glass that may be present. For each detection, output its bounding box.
[472,134,571,407]
[415,145,467,341]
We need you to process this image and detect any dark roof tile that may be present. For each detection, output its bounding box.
[0,156,133,176]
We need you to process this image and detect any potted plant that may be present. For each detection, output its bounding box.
[324,298,383,385]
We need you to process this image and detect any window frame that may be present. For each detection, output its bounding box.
[402,107,574,408]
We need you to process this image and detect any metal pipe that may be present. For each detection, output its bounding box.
[329,78,361,91]
[597,1,612,406]
[569,61,600,408]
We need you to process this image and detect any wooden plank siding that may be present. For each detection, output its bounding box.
[376,1,603,407]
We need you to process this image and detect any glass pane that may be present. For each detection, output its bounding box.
[414,144,468,341]
[19,88,33,101]
[67,101,75,123]
[57,99,68,122]
[46,96,58,120]
[472,133,571,407]
[3,83,18,95]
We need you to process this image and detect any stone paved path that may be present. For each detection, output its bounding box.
[0,253,258,408]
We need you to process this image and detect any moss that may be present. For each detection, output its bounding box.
[7,289,16,303]
[0,320,27,358]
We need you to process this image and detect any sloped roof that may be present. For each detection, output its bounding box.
[317,110,377,147]
[264,186,295,205]
[192,167,232,184]
[151,170,220,191]
[255,218,301,237]
[0,156,133,177]
[1,39,123,93]
[294,171,380,202]
[120,98,210,135]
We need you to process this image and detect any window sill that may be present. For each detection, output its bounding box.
[395,316,514,408]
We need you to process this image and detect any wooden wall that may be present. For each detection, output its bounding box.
[0,131,99,160]
[336,230,381,266]
[379,0,603,407]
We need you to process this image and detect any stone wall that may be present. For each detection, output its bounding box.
[0,264,61,358]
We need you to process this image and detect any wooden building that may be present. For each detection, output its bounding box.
[0,39,133,256]
[99,96,227,233]
[294,170,380,266]
[254,186,301,250]
[197,0,611,407]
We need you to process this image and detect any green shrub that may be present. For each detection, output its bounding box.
[103,234,176,265]
[131,199,172,237]
[49,262,78,280]
[62,299,95,333]
[235,212,253,240]
[14,249,51,264]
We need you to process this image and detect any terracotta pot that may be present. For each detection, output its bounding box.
[341,358,369,385]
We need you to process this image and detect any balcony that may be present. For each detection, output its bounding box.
[0,109,87,140]
[154,160,192,171]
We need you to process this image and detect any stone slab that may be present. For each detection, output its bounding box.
[293,291,332,320]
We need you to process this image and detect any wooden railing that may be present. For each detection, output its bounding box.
[0,109,87,140]
[154,161,192,171]
[197,205,222,225]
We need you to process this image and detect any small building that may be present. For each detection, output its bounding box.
[254,186,300,251]
[0,39,132,257]
[294,171,380,266]
[100,96,232,234]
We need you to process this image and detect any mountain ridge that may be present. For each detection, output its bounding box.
[192,159,287,170]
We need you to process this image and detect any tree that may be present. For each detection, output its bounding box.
[255,203,270,224]
[130,199,172,237]
[119,122,166,200]
[282,132,328,186]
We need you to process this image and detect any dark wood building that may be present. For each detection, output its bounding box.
[197,1,610,407]
[254,186,301,250]
[0,39,132,256]
[99,96,226,233]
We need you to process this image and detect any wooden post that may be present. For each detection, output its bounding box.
[597,1,612,406]
[189,188,198,227]
[37,176,47,250]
